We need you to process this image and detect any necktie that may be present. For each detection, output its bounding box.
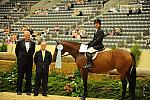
[25,40,29,42]
[42,50,45,61]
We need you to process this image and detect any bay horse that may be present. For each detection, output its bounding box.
[53,40,136,100]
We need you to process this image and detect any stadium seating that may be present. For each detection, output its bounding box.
[80,1,150,49]
[0,0,40,25]
[10,0,103,45]
[0,0,150,50]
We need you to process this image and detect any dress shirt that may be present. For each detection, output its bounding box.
[25,41,30,52]
[42,50,45,61]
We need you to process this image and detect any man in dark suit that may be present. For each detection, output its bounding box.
[86,19,104,69]
[15,31,35,95]
[34,41,52,96]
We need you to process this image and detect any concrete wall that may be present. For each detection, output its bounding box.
[138,51,150,69]
[6,44,56,54]
[0,44,56,60]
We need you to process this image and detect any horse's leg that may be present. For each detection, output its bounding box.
[80,69,88,100]
[120,77,127,100]
[126,53,136,100]
[126,68,136,100]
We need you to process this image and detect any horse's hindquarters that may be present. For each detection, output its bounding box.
[91,51,115,73]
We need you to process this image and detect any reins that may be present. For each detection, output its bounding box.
[61,53,70,57]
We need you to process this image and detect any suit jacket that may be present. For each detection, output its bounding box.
[34,50,52,74]
[87,28,104,50]
[15,39,35,59]
[15,39,35,66]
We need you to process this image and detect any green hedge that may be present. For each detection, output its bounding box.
[130,44,142,65]
[0,42,7,52]
[0,64,150,100]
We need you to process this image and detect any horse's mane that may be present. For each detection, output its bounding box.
[61,41,81,50]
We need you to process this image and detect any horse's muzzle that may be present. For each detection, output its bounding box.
[52,58,56,62]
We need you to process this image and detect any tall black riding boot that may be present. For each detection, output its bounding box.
[86,52,92,69]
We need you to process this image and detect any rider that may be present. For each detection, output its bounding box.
[86,19,104,69]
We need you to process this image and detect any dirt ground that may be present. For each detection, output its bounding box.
[0,92,114,100]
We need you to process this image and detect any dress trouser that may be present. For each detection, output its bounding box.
[34,66,48,94]
[17,57,33,93]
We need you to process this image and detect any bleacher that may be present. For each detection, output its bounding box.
[0,0,150,50]
[62,0,150,49]
[0,0,40,26]
[10,0,103,44]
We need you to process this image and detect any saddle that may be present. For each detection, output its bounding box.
[85,48,107,60]
[85,52,98,60]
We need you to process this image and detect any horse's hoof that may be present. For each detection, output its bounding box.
[128,97,135,100]
[80,96,85,100]
[118,97,127,100]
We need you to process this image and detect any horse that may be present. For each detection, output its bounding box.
[52,40,136,100]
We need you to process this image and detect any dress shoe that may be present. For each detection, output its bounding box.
[42,94,47,96]
[17,92,22,95]
[26,92,31,95]
[34,93,38,96]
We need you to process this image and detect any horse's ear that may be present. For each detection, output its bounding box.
[55,40,61,44]
[56,40,59,44]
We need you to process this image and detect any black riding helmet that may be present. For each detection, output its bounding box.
[94,19,101,25]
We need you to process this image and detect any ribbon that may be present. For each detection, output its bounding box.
[55,44,63,68]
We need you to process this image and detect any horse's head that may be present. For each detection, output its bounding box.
[52,40,81,62]
[52,40,67,62]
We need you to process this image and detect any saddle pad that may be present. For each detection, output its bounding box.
[85,48,111,60]
[79,44,88,52]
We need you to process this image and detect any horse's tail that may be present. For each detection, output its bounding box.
[130,52,136,75]
[129,52,136,99]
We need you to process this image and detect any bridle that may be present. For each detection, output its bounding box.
[61,53,70,57]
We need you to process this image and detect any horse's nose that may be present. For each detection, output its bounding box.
[52,58,56,62]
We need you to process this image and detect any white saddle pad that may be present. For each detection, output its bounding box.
[85,48,111,60]
[79,44,88,52]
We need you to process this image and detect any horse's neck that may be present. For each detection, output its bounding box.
[67,48,79,60]
[65,44,80,60]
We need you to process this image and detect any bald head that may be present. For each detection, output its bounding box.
[24,31,31,41]
[40,41,47,51]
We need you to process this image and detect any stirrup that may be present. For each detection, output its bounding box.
[85,63,92,69]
